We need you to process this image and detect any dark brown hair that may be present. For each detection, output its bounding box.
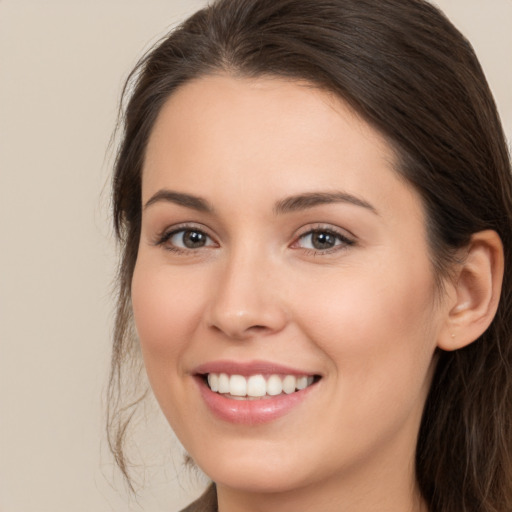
[108,0,512,510]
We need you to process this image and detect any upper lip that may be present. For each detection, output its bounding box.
[193,359,320,377]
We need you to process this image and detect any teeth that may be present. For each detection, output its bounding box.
[207,373,219,392]
[218,373,230,394]
[282,375,296,394]
[229,375,247,396]
[266,375,283,396]
[296,376,308,390]
[247,375,266,397]
[205,372,317,398]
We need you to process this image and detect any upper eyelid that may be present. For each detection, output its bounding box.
[155,223,216,245]
[291,225,356,250]
[294,223,355,240]
[160,222,212,236]
[153,222,355,247]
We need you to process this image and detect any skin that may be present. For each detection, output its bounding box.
[131,75,457,512]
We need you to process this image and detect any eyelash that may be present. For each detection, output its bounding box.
[294,226,355,255]
[154,224,355,256]
[154,224,216,254]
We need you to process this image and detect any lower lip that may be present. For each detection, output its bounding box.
[195,377,316,425]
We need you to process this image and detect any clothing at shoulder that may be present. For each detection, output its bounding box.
[180,484,217,512]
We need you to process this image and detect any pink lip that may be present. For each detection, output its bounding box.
[193,359,317,377]
[195,378,316,425]
[192,360,319,425]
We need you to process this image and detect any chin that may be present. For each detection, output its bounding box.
[189,441,314,494]
[206,463,308,494]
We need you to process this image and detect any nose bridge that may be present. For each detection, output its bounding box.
[206,241,286,339]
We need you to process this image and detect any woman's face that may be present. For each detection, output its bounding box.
[132,75,450,499]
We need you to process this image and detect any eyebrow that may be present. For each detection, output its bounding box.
[273,191,378,215]
[143,189,377,216]
[144,190,213,213]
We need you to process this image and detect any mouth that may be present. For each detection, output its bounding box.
[199,372,321,400]
[193,362,322,424]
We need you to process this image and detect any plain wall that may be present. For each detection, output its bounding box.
[0,1,510,511]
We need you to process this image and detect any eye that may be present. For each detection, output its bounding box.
[158,227,216,251]
[295,228,354,252]
[173,229,210,248]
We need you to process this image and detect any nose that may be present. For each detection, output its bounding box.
[205,249,288,340]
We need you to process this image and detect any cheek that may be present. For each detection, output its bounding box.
[131,260,205,377]
[290,266,439,465]
[130,258,213,435]
[294,258,439,399]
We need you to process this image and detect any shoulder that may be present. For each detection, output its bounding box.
[179,484,217,512]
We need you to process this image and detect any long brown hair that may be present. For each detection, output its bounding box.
[108,1,512,510]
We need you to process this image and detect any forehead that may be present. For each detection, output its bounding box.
[142,74,418,220]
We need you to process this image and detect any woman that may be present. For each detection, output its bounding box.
[108,0,512,510]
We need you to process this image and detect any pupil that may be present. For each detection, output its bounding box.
[184,230,206,248]
[312,232,335,250]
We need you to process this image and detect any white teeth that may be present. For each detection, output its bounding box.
[207,373,219,392]
[282,375,296,394]
[205,372,317,398]
[266,374,283,396]
[247,375,266,397]
[229,375,247,396]
[296,376,308,390]
[218,373,230,393]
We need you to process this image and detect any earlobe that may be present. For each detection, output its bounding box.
[438,230,504,351]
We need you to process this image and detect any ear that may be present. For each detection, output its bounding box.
[437,230,504,351]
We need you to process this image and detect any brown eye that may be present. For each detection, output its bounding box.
[167,229,214,249]
[297,229,353,252]
[182,230,207,248]
[310,231,337,250]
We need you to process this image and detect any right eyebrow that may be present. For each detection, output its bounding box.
[143,189,213,213]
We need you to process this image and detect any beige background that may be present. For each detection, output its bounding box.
[0,1,510,511]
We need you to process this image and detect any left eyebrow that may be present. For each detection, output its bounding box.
[273,191,378,215]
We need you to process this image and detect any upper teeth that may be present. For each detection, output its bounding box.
[207,373,315,398]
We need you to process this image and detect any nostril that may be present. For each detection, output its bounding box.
[209,321,273,339]
[244,324,275,337]
[249,325,267,331]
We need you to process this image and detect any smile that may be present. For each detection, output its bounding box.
[205,373,316,400]
[193,361,321,424]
